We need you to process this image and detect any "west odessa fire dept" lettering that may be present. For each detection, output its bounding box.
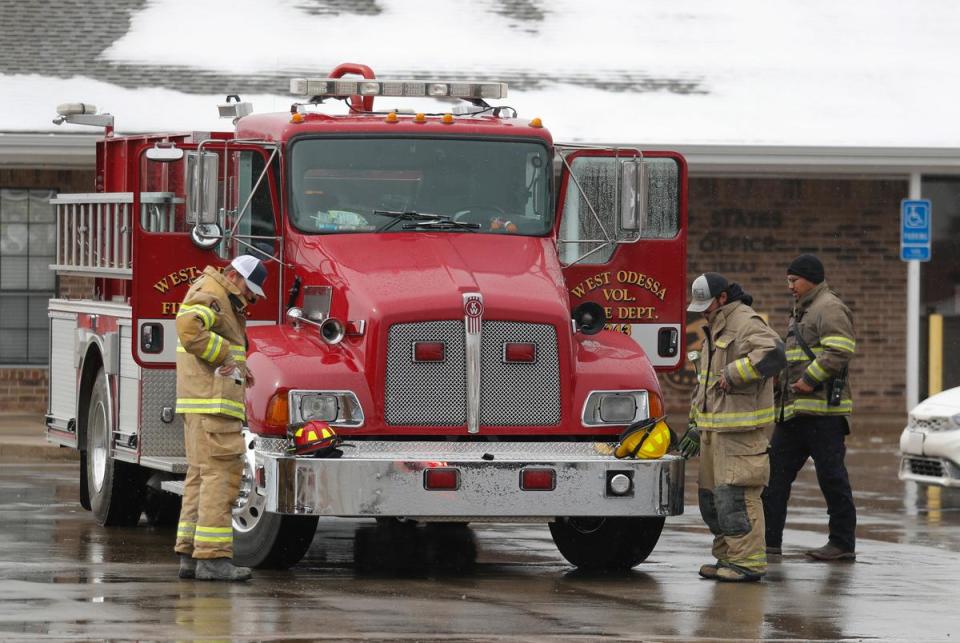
[569,270,667,301]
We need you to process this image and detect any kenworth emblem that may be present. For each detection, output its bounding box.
[463,292,483,433]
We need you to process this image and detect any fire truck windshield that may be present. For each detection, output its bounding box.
[289,138,551,235]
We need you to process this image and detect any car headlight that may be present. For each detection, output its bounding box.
[952,413,960,430]
[288,390,364,428]
[582,391,649,426]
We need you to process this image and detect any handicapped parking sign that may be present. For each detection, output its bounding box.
[901,199,931,262]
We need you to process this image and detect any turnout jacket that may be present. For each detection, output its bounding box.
[175,266,249,425]
[690,300,786,431]
[777,281,855,421]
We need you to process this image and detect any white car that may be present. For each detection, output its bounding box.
[899,386,960,487]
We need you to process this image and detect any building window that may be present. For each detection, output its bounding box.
[0,189,57,365]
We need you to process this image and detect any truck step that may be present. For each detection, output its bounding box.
[160,480,185,496]
[140,456,188,474]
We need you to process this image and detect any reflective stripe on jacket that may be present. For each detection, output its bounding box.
[777,281,855,421]
[175,266,249,425]
[689,301,786,431]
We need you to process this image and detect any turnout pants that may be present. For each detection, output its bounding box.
[698,428,770,573]
[762,415,856,552]
[174,414,245,559]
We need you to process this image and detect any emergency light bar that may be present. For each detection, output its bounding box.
[289,78,508,100]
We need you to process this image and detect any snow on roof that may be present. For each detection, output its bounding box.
[2,0,959,148]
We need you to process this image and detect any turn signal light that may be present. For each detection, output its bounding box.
[520,468,555,491]
[441,113,455,125]
[424,468,460,490]
[649,392,664,418]
[263,392,289,435]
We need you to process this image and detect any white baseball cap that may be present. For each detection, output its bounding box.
[687,272,728,313]
[230,255,268,299]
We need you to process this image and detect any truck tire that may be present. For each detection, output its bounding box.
[549,516,665,571]
[85,367,146,526]
[233,512,319,569]
[232,437,318,568]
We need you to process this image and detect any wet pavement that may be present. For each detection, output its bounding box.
[1,433,959,641]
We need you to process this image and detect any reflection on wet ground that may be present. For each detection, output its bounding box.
[1,434,959,640]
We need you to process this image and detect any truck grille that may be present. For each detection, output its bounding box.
[385,321,560,427]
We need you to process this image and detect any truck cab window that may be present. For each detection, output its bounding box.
[289,138,552,236]
[559,157,680,265]
[221,150,277,259]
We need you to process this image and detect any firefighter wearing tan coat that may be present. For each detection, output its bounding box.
[173,255,267,582]
[764,254,857,561]
[679,273,786,582]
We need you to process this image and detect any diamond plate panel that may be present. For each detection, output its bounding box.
[140,368,184,457]
[479,322,560,426]
[385,321,466,425]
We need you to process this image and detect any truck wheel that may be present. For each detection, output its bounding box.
[549,516,665,571]
[85,367,146,526]
[232,437,318,568]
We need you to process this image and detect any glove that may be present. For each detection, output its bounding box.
[678,426,701,459]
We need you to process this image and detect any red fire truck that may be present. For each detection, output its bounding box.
[47,63,688,570]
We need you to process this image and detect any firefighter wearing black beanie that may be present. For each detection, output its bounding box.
[764,253,857,562]
[786,254,824,284]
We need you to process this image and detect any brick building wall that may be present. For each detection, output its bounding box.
[0,168,95,413]
[659,176,909,419]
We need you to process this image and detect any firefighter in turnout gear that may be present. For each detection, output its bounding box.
[682,273,786,582]
[763,254,857,561]
[174,255,267,582]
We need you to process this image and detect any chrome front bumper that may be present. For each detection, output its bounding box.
[254,440,684,519]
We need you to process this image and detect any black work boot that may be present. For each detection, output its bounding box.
[805,542,855,561]
[178,554,197,579]
[196,558,253,582]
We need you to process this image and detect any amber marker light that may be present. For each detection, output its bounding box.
[414,113,426,123]
[649,392,664,419]
[441,113,455,124]
[290,113,305,124]
[529,117,543,128]
[264,392,290,435]
[385,112,399,123]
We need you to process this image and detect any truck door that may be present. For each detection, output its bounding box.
[556,148,687,370]
[132,141,282,366]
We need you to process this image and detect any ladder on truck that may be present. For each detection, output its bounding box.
[51,192,183,278]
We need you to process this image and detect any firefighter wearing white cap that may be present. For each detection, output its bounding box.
[680,272,785,582]
[173,255,267,582]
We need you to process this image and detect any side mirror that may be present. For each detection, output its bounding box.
[618,158,646,234]
[146,144,184,163]
[186,151,219,224]
[190,223,222,250]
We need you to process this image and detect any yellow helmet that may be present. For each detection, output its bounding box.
[614,417,673,459]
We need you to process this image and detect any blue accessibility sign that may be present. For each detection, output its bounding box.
[901,199,931,262]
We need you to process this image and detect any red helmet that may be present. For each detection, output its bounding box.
[287,420,341,457]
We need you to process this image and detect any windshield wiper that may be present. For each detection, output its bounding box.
[401,219,481,231]
[374,209,444,232]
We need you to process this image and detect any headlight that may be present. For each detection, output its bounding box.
[952,413,960,430]
[582,391,649,426]
[288,390,364,428]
